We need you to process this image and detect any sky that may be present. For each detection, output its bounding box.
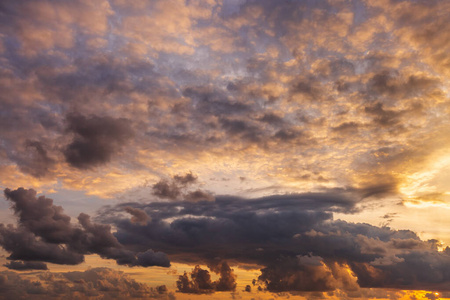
[0,0,450,299]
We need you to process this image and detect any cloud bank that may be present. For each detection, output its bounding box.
[0,188,169,269]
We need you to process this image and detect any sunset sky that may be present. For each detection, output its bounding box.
[1,0,450,299]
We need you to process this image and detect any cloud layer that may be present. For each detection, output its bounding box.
[0,267,174,300]
[97,191,450,293]
[0,0,447,203]
[0,188,169,268]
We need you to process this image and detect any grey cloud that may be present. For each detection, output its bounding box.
[331,122,360,134]
[173,172,197,185]
[11,140,55,178]
[367,71,440,101]
[0,224,84,265]
[219,117,263,144]
[4,188,73,244]
[291,77,323,101]
[152,173,213,202]
[63,113,133,169]
[1,188,169,268]
[258,113,285,126]
[317,59,355,78]
[185,190,215,202]
[182,86,252,116]
[124,206,150,225]
[364,102,403,127]
[152,180,182,200]
[4,261,48,271]
[273,128,307,143]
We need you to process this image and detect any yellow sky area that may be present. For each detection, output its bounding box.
[400,151,450,206]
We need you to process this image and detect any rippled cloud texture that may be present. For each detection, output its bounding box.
[0,0,450,299]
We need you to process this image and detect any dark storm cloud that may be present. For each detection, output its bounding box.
[96,191,450,292]
[0,188,169,268]
[0,224,84,265]
[0,268,175,300]
[63,113,133,169]
[4,187,73,243]
[4,261,48,271]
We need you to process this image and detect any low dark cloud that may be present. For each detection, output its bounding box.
[97,191,450,293]
[4,261,48,271]
[63,114,133,169]
[0,188,169,268]
[0,268,175,300]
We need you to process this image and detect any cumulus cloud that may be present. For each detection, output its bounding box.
[0,188,169,268]
[152,172,213,202]
[63,113,133,169]
[176,262,236,294]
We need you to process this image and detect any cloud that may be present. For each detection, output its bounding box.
[0,0,449,296]
[0,268,175,300]
[63,113,133,169]
[173,172,198,185]
[0,0,447,203]
[152,180,182,200]
[152,172,213,202]
[98,192,450,292]
[0,188,169,268]
[176,261,236,294]
[10,140,55,178]
[124,206,150,225]
[3,261,48,271]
